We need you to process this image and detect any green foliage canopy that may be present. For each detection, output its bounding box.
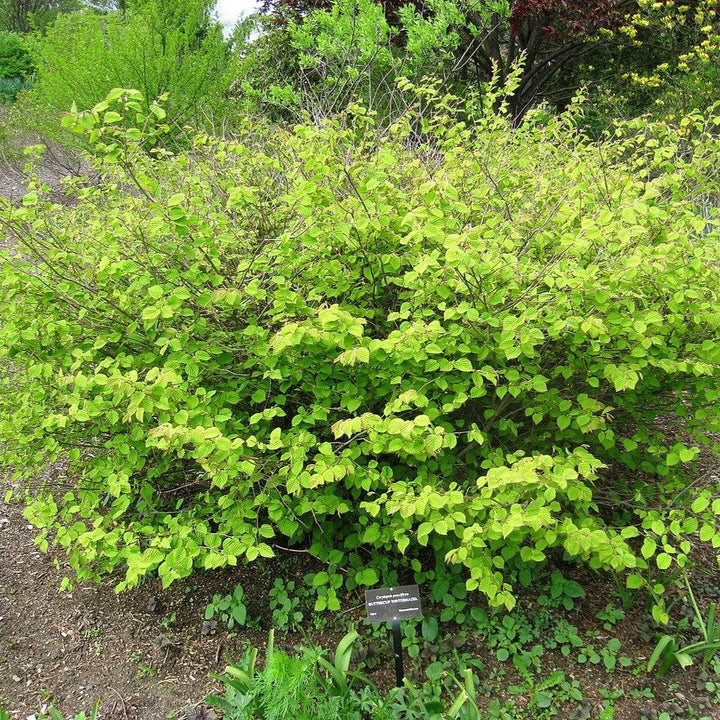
[1,88,719,610]
[233,0,508,121]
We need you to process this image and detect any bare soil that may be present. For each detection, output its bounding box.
[1,481,217,720]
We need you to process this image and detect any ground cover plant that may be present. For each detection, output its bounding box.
[189,591,720,719]
[1,84,719,621]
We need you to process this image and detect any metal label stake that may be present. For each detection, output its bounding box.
[364,584,423,688]
[391,619,404,686]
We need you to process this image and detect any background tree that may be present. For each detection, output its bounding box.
[250,0,720,122]
[0,0,82,32]
[0,29,31,75]
[456,1,631,118]
[0,29,32,101]
[234,0,509,121]
[253,1,628,113]
[575,0,720,127]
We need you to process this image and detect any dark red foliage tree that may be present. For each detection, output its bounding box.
[461,1,633,118]
[510,0,626,36]
[0,0,82,32]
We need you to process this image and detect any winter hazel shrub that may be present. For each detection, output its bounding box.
[1,88,719,612]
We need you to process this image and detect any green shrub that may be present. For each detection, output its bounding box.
[1,88,720,611]
[0,74,28,103]
[9,5,231,143]
[233,0,506,122]
[0,30,32,102]
[0,31,32,79]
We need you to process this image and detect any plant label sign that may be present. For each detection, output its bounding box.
[364,584,423,623]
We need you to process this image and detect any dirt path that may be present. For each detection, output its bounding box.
[0,164,22,204]
[0,470,232,719]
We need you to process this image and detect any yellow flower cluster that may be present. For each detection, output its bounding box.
[625,71,664,88]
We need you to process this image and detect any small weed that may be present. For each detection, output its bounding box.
[304,567,343,612]
[37,703,99,720]
[577,640,602,666]
[601,638,622,671]
[160,612,177,629]
[130,652,156,678]
[400,619,423,659]
[597,603,625,631]
[428,578,469,624]
[486,612,542,665]
[598,688,624,720]
[205,584,256,631]
[547,618,583,657]
[508,670,576,715]
[538,571,586,611]
[269,579,304,631]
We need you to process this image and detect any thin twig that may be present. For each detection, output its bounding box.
[108,686,129,720]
